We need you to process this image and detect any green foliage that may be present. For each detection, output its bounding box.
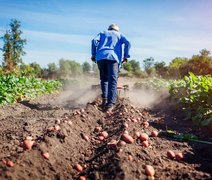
[168,57,188,78]
[143,57,155,75]
[169,73,212,127]
[168,49,212,78]
[20,62,42,77]
[122,62,133,72]
[122,59,144,77]
[154,61,168,78]
[133,73,212,127]
[1,19,26,70]
[59,59,82,78]
[129,60,141,72]
[181,50,212,76]
[46,62,58,79]
[82,62,91,73]
[133,78,170,92]
[0,75,62,105]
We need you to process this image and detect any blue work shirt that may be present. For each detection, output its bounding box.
[91,30,131,64]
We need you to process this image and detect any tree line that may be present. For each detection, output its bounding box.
[1,19,211,79]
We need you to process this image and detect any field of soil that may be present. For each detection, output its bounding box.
[0,90,211,180]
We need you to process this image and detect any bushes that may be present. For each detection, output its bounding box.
[0,75,62,105]
[133,78,169,92]
[133,73,212,127]
[169,73,212,127]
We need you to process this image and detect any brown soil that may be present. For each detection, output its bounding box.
[0,93,211,180]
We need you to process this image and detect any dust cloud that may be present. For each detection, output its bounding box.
[53,77,169,109]
[55,77,99,108]
[129,89,169,108]
[118,77,169,108]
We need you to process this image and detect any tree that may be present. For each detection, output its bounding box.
[18,62,41,77]
[1,19,26,70]
[167,49,212,78]
[58,59,82,78]
[143,57,155,75]
[181,49,212,76]
[123,62,132,72]
[29,62,42,77]
[129,59,141,72]
[82,62,91,73]
[199,48,211,57]
[154,61,168,78]
[168,57,188,78]
[46,63,58,79]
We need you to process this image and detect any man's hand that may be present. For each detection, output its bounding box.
[123,58,128,63]
[91,56,96,62]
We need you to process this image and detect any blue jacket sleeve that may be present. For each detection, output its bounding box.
[91,34,100,56]
[121,34,131,58]
[91,39,96,56]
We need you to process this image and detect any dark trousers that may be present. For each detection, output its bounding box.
[97,59,118,107]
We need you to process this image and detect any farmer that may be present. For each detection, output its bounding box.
[91,24,131,111]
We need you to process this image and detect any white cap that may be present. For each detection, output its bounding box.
[108,24,119,31]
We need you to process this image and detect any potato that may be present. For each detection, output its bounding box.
[23,139,34,150]
[79,176,86,180]
[98,135,104,141]
[101,131,108,138]
[167,150,175,159]
[54,125,61,131]
[175,152,184,161]
[145,165,155,177]
[142,140,149,147]
[139,133,149,141]
[117,140,126,147]
[151,130,158,137]
[42,152,49,160]
[123,122,129,128]
[82,134,89,141]
[121,134,134,143]
[6,160,14,167]
[128,155,133,161]
[75,164,83,172]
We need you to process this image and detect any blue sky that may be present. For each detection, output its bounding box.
[0,0,212,67]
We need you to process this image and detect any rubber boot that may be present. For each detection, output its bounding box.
[101,98,107,109]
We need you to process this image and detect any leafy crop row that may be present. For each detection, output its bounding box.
[133,78,170,92]
[0,75,62,105]
[133,73,212,127]
[169,73,212,127]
